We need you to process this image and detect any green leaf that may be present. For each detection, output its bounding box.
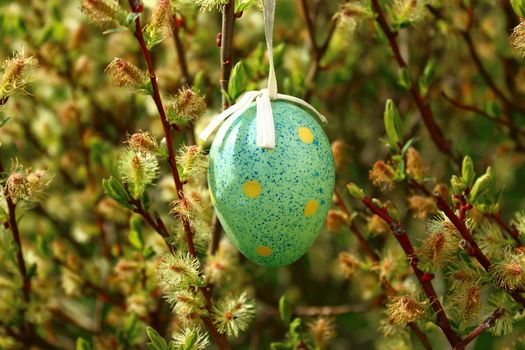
[126,12,141,26]
[146,327,169,350]
[347,183,365,200]
[27,262,37,279]
[102,176,133,209]
[182,330,197,350]
[398,68,410,90]
[383,99,403,150]
[273,43,285,68]
[400,137,417,156]
[511,0,525,17]
[279,295,292,325]
[144,24,165,50]
[270,343,293,350]
[193,71,206,94]
[76,338,92,350]
[228,61,246,102]
[470,173,491,203]
[235,0,257,12]
[102,27,128,35]
[450,175,466,195]
[419,59,436,96]
[140,191,151,212]
[461,155,475,187]
[129,215,144,251]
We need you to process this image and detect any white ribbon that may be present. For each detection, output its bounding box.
[199,0,327,149]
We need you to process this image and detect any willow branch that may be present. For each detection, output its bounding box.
[220,0,235,109]
[0,157,33,346]
[434,194,525,307]
[294,294,385,316]
[370,0,459,166]
[453,308,505,350]
[486,212,524,248]
[127,3,230,348]
[361,197,461,346]
[300,0,337,101]
[170,14,192,86]
[210,1,236,254]
[333,191,433,350]
[169,14,196,145]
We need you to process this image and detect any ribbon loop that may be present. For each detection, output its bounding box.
[263,0,277,99]
[199,0,328,149]
[199,90,327,149]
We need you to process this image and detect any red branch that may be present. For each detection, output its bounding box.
[370,0,459,165]
[126,2,230,348]
[486,212,524,248]
[361,197,461,346]
[434,194,525,307]
[453,308,505,350]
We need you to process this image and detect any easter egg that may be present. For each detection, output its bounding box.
[208,100,335,267]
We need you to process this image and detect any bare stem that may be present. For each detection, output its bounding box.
[486,211,524,248]
[169,14,196,145]
[370,0,459,166]
[300,0,337,101]
[210,1,236,253]
[220,0,235,109]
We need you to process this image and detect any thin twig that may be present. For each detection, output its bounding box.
[453,308,505,350]
[169,13,196,146]
[220,0,235,109]
[0,157,33,346]
[486,212,524,248]
[370,0,460,166]
[441,92,518,130]
[294,295,385,316]
[300,0,337,101]
[210,1,237,253]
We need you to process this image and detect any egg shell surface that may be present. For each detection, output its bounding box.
[208,100,335,267]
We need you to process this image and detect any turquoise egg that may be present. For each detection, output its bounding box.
[208,100,335,267]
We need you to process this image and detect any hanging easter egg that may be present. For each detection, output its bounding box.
[207,100,335,267]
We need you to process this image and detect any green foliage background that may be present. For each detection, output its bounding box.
[1,0,525,349]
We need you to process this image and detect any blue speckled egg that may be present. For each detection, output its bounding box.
[208,100,335,267]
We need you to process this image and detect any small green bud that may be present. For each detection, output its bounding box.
[469,170,492,204]
[398,68,410,90]
[450,175,466,195]
[279,296,292,325]
[129,215,144,250]
[419,59,436,96]
[384,99,403,149]
[347,183,365,200]
[228,61,246,101]
[461,155,475,187]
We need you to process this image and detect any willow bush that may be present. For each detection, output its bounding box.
[1,0,525,349]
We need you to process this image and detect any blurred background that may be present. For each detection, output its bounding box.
[1,0,525,349]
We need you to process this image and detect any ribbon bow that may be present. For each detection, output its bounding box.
[199,0,327,149]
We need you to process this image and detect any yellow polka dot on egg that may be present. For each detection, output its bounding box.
[243,180,262,198]
[304,199,319,217]
[298,127,314,144]
[256,245,272,257]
